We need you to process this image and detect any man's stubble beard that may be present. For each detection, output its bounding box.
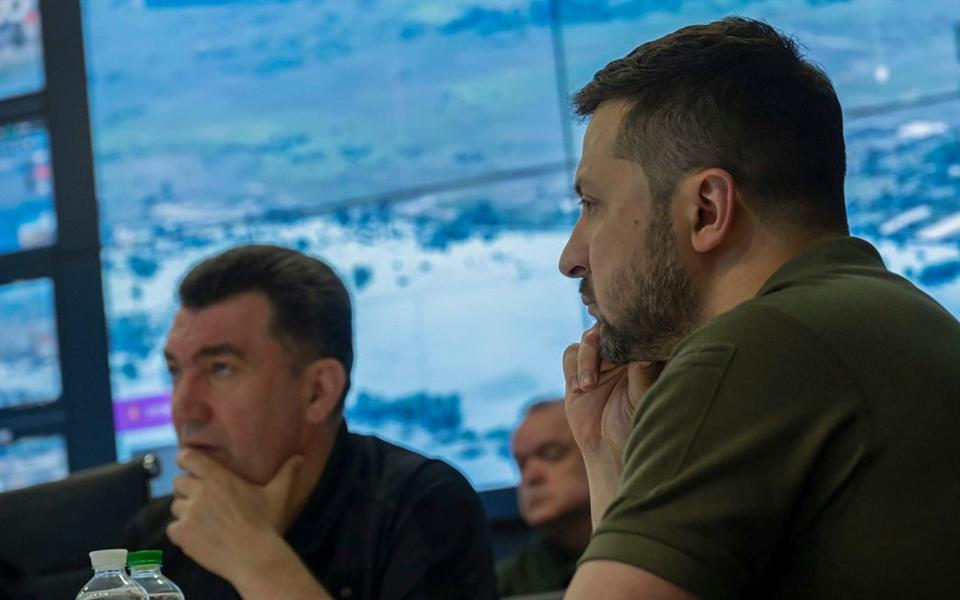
[594,209,702,364]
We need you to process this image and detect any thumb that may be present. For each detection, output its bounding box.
[265,454,304,499]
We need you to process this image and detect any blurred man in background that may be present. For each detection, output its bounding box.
[496,399,591,596]
[124,245,497,600]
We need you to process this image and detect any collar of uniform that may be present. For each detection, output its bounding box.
[757,235,885,298]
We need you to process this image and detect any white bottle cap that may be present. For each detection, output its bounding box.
[89,549,128,570]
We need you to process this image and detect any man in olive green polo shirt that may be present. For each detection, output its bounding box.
[557,16,960,600]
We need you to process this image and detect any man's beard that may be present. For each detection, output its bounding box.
[582,211,702,364]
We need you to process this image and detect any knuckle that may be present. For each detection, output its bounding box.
[581,328,599,346]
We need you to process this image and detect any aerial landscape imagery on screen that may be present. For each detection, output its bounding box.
[81,0,960,492]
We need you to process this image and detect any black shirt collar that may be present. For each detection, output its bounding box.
[284,421,356,554]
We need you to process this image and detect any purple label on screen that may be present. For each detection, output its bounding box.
[113,393,173,432]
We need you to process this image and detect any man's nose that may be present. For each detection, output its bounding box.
[170,376,211,426]
[521,459,546,486]
[559,221,588,279]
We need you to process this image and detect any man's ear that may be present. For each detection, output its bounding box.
[678,168,738,254]
[303,358,347,425]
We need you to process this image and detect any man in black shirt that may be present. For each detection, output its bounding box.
[123,245,496,599]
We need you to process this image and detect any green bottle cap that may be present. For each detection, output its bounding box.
[127,550,163,567]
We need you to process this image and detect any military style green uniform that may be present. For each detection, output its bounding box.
[582,237,960,599]
[496,532,580,597]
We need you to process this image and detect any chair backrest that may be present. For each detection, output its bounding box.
[0,454,159,600]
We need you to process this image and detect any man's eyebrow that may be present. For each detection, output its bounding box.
[517,440,561,458]
[195,343,244,360]
[574,176,598,199]
[164,343,245,364]
[538,441,564,452]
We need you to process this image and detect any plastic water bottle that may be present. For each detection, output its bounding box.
[76,549,149,599]
[128,550,186,600]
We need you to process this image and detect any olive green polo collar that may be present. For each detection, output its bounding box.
[758,236,885,298]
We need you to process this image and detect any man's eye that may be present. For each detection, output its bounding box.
[211,362,235,378]
[166,366,181,381]
[577,198,597,212]
[540,444,566,462]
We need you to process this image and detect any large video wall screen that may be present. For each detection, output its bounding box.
[81,0,960,490]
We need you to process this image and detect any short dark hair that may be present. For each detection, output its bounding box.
[178,244,353,408]
[574,16,848,233]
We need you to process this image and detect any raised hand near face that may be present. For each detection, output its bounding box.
[167,449,303,582]
[563,323,665,464]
